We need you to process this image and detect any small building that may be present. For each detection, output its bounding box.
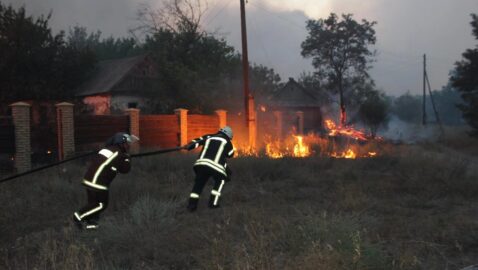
[266,78,323,134]
[76,54,157,115]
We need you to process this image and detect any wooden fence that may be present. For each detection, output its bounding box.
[187,114,219,141]
[140,115,179,148]
[75,115,129,149]
[0,117,15,154]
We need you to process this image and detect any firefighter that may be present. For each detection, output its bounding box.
[186,126,234,212]
[73,132,138,230]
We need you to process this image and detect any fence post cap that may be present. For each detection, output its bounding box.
[9,102,31,107]
[125,108,140,112]
[215,109,227,113]
[55,102,74,107]
[174,108,188,113]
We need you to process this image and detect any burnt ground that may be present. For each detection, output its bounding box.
[0,137,477,269]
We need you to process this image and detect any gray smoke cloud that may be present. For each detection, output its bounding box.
[5,0,477,96]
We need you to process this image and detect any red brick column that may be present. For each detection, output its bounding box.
[215,110,227,129]
[175,108,188,147]
[10,102,31,172]
[125,108,140,153]
[56,102,75,160]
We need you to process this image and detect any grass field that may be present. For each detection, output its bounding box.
[1,135,477,269]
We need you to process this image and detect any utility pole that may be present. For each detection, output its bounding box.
[422,54,427,126]
[240,0,256,148]
[422,54,444,135]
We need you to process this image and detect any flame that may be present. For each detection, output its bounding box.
[265,138,284,158]
[331,148,357,159]
[260,105,266,112]
[292,136,310,157]
[231,118,380,159]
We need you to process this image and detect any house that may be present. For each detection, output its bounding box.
[265,78,323,133]
[76,54,157,115]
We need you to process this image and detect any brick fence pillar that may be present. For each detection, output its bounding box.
[215,109,227,129]
[55,102,75,160]
[125,108,140,153]
[273,110,283,141]
[175,108,188,147]
[10,102,31,172]
[296,111,304,135]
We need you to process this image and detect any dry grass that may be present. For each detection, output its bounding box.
[1,138,478,269]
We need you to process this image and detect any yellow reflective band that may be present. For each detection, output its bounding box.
[82,180,108,190]
[93,151,118,184]
[228,149,234,156]
[111,167,117,171]
[99,149,114,158]
[211,190,221,196]
[190,193,200,198]
[80,203,103,219]
[74,212,82,221]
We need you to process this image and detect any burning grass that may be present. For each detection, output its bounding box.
[0,138,477,269]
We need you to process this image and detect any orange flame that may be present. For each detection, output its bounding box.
[292,135,310,157]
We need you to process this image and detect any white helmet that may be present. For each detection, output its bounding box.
[219,126,233,139]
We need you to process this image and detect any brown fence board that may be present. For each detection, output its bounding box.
[140,115,179,148]
[75,115,129,146]
[0,117,15,153]
[187,114,219,141]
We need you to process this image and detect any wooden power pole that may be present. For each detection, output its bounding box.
[422,54,444,135]
[239,0,256,148]
[422,54,427,126]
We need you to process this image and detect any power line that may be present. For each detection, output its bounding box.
[203,0,234,27]
[247,8,273,68]
[248,1,305,31]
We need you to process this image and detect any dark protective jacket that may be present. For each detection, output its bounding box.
[188,132,234,177]
[82,145,131,191]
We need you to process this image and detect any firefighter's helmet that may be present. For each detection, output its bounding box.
[219,126,233,139]
[106,132,139,146]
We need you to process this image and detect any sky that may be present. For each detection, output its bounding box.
[5,0,478,96]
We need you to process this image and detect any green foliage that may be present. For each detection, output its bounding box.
[143,28,241,113]
[391,91,422,123]
[450,14,478,136]
[0,4,96,101]
[301,13,377,123]
[358,90,389,137]
[67,26,144,60]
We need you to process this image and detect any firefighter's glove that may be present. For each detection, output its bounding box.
[186,143,196,151]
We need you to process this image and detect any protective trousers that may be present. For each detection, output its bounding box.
[188,166,227,211]
[74,189,109,222]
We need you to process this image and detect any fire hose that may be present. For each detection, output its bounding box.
[0,146,187,183]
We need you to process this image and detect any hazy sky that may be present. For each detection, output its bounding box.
[6,0,477,96]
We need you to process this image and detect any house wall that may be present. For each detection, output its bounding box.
[110,95,148,113]
[83,95,111,115]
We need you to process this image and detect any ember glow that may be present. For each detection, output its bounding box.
[233,117,381,159]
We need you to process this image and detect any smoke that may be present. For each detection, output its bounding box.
[381,115,443,143]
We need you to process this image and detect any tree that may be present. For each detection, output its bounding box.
[67,26,143,60]
[358,89,389,137]
[391,92,422,123]
[0,4,96,101]
[451,14,478,136]
[301,13,376,126]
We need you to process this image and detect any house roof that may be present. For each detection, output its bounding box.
[76,55,147,97]
[267,78,320,107]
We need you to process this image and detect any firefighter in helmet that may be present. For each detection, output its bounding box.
[186,126,234,211]
[73,132,138,230]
